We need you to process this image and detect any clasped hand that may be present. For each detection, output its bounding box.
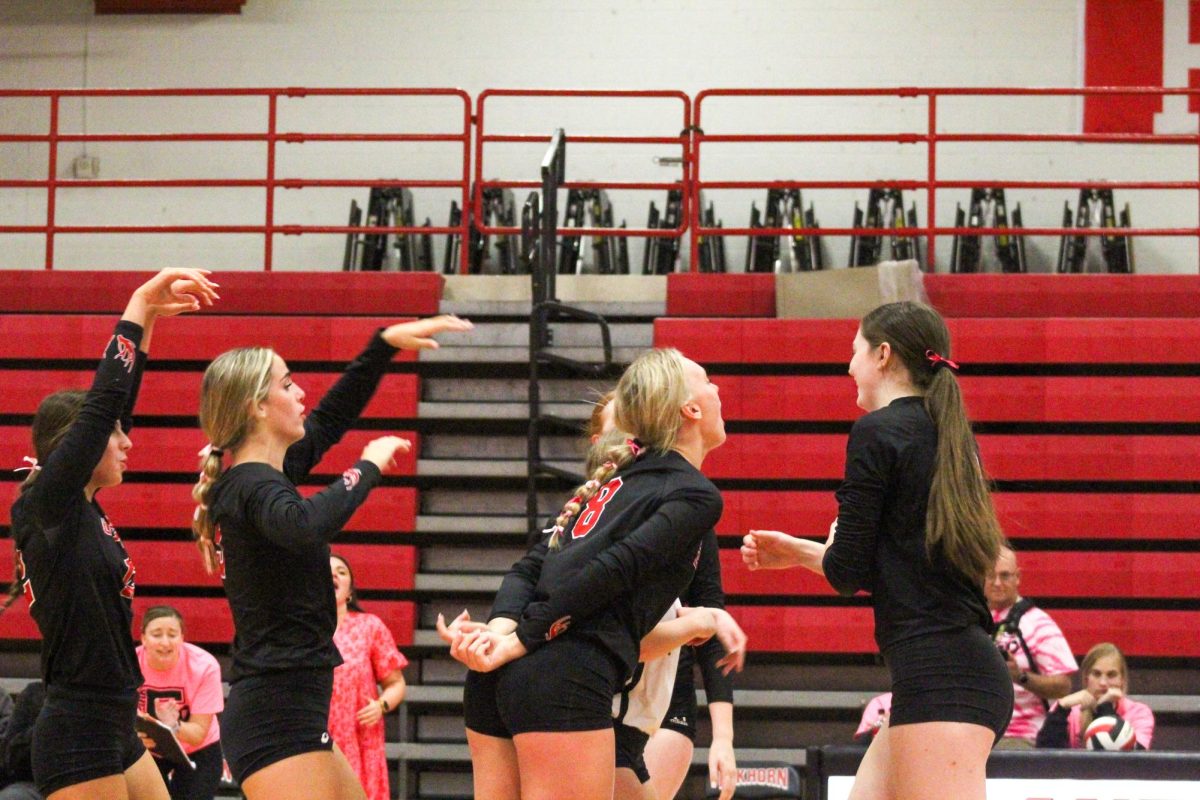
[436,610,526,673]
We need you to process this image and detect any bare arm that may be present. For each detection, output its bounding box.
[639,608,716,662]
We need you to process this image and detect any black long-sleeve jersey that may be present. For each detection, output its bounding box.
[491,449,723,680]
[12,321,145,692]
[822,395,991,652]
[210,331,395,681]
[677,528,734,704]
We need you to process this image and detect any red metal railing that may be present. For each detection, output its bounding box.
[4,86,1200,272]
[473,89,691,238]
[0,88,473,271]
[692,86,1200,270]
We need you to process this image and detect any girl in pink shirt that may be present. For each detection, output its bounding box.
[329,554,408,800]
[1062,642,1154,749]
[136,605,225,800]
[1039,642,1155,750]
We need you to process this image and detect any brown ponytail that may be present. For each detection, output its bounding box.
[860,301,1006,584]
[192,347,275,573]
[4,390,88,615]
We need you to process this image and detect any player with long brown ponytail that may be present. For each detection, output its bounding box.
[743,300,1011,800]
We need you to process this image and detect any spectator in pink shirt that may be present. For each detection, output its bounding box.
[986,546,1077,748]
[1039,642,1155,750]
[136,605,225,800]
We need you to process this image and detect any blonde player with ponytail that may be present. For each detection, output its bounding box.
[445,348,728,800]
[191,315,470,800]
[743,301,1011,800]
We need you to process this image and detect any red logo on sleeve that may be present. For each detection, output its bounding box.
[546,615,572,641]
[120,556,136,600]
[342,468,362,491]
[111,334,137,373]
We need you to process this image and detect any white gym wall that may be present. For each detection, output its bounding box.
[0,0,1193,273]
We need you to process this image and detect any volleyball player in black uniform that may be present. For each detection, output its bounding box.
[190,315,470,800]
[7,269,218,800]
[583,400,741,800]
[743,301,1011,800]
[445,348,727,800]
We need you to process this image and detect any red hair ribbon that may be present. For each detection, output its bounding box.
[925,349,960,372]
[625,438,644,458]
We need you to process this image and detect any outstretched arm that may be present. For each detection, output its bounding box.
[30,269,217,533]
[285,315,472,481]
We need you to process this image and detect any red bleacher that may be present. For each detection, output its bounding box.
[716,375,1200,423]
[0,271,444,317]
[0,315,421,363]
[658,317,1200,364]
[661,308,1200,660]
[720,550,1200,600]
[705,433,1200,482]
[718,490,1200,541]
[2,371,419,419]
[666,273,1200,319]
[727,606,1200,658]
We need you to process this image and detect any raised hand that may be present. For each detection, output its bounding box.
[130,268,220,319]
[381,314,473,351]
[360,435,412,472]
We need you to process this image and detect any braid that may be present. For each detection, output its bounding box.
[548,437,638,550]
[191,450,225,574]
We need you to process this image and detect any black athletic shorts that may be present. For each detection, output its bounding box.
[464,636,622,737]
[32,685,146,797]
[221,667,334,784]
[614,723,650,783]
[659,655,698,741]
[884,624,1014,743]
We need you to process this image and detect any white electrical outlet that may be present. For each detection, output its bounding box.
[72,155,100,179]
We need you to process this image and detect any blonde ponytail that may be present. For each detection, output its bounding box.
[191,449,225,574]
[191,346,275,573]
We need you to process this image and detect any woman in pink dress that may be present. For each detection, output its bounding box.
[329,554,408,800]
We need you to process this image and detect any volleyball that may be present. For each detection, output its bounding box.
[1084,715,1137,751]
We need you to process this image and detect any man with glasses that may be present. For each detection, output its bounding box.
[986,546,1078,749]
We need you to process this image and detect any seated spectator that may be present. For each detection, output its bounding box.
[986,546,1077,748]
[329,554,408,800]
[1037,642,1154,750]
[0,681,45,800]
[137,605,225,800]
[853,692,892,744]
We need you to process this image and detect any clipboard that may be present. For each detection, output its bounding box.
[135,715,196,770]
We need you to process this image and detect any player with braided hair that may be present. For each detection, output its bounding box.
[191,314,471,800]
[444,347,727,800]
